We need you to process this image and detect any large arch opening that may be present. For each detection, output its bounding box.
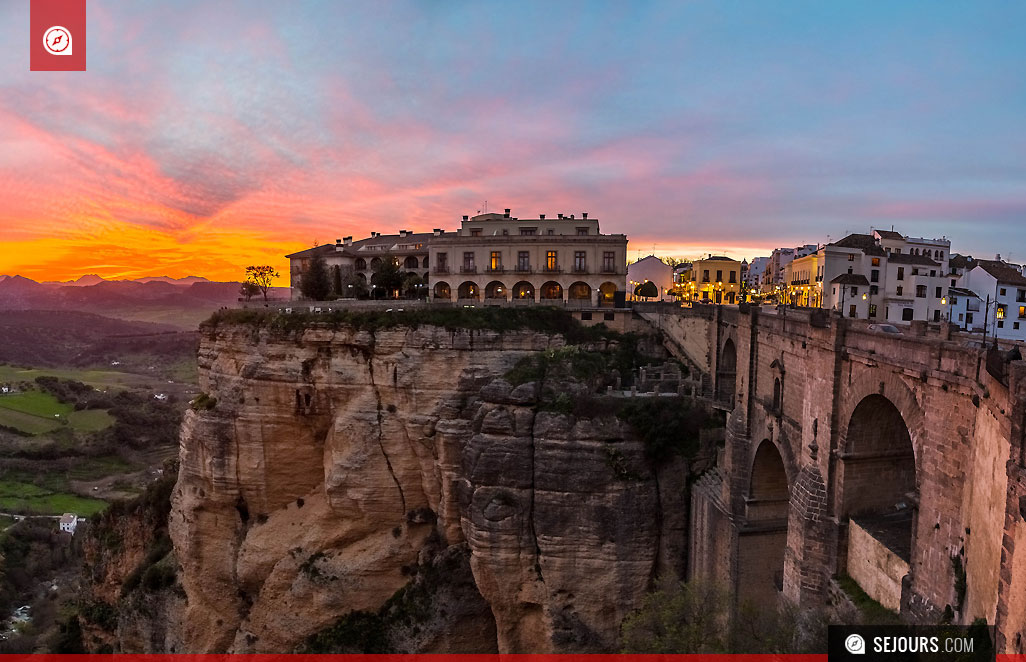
[540,281,563,301]
[355,258,367,271]
[404,256,419,269]
[458,281,479,300]
[485,280,507,301]
[840,394,916,609]
[599,281,617,306]
[739,440,789,608]
[512,281,535,301]
[717,338,737,405]
[433,281,451,299]
[568,281,592,301]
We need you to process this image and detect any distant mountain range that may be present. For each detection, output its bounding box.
[0,274,289,329]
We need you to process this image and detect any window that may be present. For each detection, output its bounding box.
[729,271,737,283]
[546,251,558,271]
[502,229,508,236]
[935,287,942,298]
[462,252,475,270]
[580,311,592,321]
[490,251,502,271]
[916,285,927,298]
[870,285,879,295]
[847,267,853,275]
[1016,322,1021,330]
[1000,288,1007,296]
[702,270,710,283]
[998,321,1004,329]
[848,254,855,262]
[716,270,723,282]
[869,304,877,317]
[517,251,530,271]
[939,251,944,259]
[604,312,615,321]
[851,287,858,297]
[576,227,589,236]
[912,268,919,276]
[574,251,586,272]
[1018,289,1026,302]
[546,229,554,235]
[871,269,879,283]
[470,229,482,237]
[930,270,936,277]
[996,305,1006,319]
[1020,306,1026,319]
[894,248,902,254]
[436,253,447,270]
[902,308,914,321]
[603,251,615,272]
[967,313,974,325]
[520,227,536,236]
[897,286,903,296]
[951,279,956,287]
[897,267,905,281]
[872,258,880,267]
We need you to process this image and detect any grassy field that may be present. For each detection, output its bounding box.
[0,364,157,389]
[0,478,107,516]
[66,409,116,432]
[0,389,116,435]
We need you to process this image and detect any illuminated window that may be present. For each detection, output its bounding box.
[872,258,880,266]
[546,251,558,271]
[490,252,501,271]
[997,305,1006,319]
[1020,306,1025,319]
[848,254,855,262]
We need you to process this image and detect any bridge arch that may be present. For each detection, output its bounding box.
[717,337,738,405]
[739,439,791,607]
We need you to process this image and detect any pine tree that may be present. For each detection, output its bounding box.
[300,254,332,301]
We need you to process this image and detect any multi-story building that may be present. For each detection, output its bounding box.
[745,256,770,292]
[687,255,743,304]
[286,230,433,300]
[427,210,627,305]
[763,244,818,294]
[962,260,1026,342]
[783,229,952,324]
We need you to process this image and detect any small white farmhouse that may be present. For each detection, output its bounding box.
[59,513,77,535]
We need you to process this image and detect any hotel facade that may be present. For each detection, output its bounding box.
[287,209,628,306]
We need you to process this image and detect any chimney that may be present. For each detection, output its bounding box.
[343,236,353,246]
[503,208,511,218]
[462,215,469,221]
[399,229,408,238]
[335,238,343,252]
[432,228,441,237]
[558,213,564,219]
[371,231,379,238]
[570,214,575,219]
[996,253,1002,261]
[539,214,545,220]
[582,212,588,219]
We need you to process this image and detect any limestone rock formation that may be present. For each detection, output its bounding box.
[168,319,688,653]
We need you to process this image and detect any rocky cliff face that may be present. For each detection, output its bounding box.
[169,319,691,653]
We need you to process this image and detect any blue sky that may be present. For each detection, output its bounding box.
[1,0,1024,279]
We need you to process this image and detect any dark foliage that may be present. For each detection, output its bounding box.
[299,254,332,301]
[616,397,720,462]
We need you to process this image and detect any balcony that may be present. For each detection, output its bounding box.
[459,266,478,274]
[600,266,620,275]
[486,265,505,274]
[542,265,562,274]
[433,266,450,275]
[514,264,532,273]
[572,266,588,274]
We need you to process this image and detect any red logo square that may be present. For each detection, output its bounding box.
[30,0,86,71]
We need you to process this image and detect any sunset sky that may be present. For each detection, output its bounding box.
[1,1,1025,283]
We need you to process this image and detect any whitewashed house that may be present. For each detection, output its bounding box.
[59,513,77,535]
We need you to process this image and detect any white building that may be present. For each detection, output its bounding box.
[745,256,770,291]
[962,260,1026,342]
[59,513,77,535]
[945,287,983,332]
[626,255,675,301]
[785,229,952,324]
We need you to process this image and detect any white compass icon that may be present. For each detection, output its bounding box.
[44,26,73,55]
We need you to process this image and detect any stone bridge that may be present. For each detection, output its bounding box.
[635,303,1026,651]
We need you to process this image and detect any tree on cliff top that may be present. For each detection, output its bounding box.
[300,254,332,301]
[245,265,279,301]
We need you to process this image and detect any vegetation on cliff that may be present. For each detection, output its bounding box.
[204,306,623,343]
